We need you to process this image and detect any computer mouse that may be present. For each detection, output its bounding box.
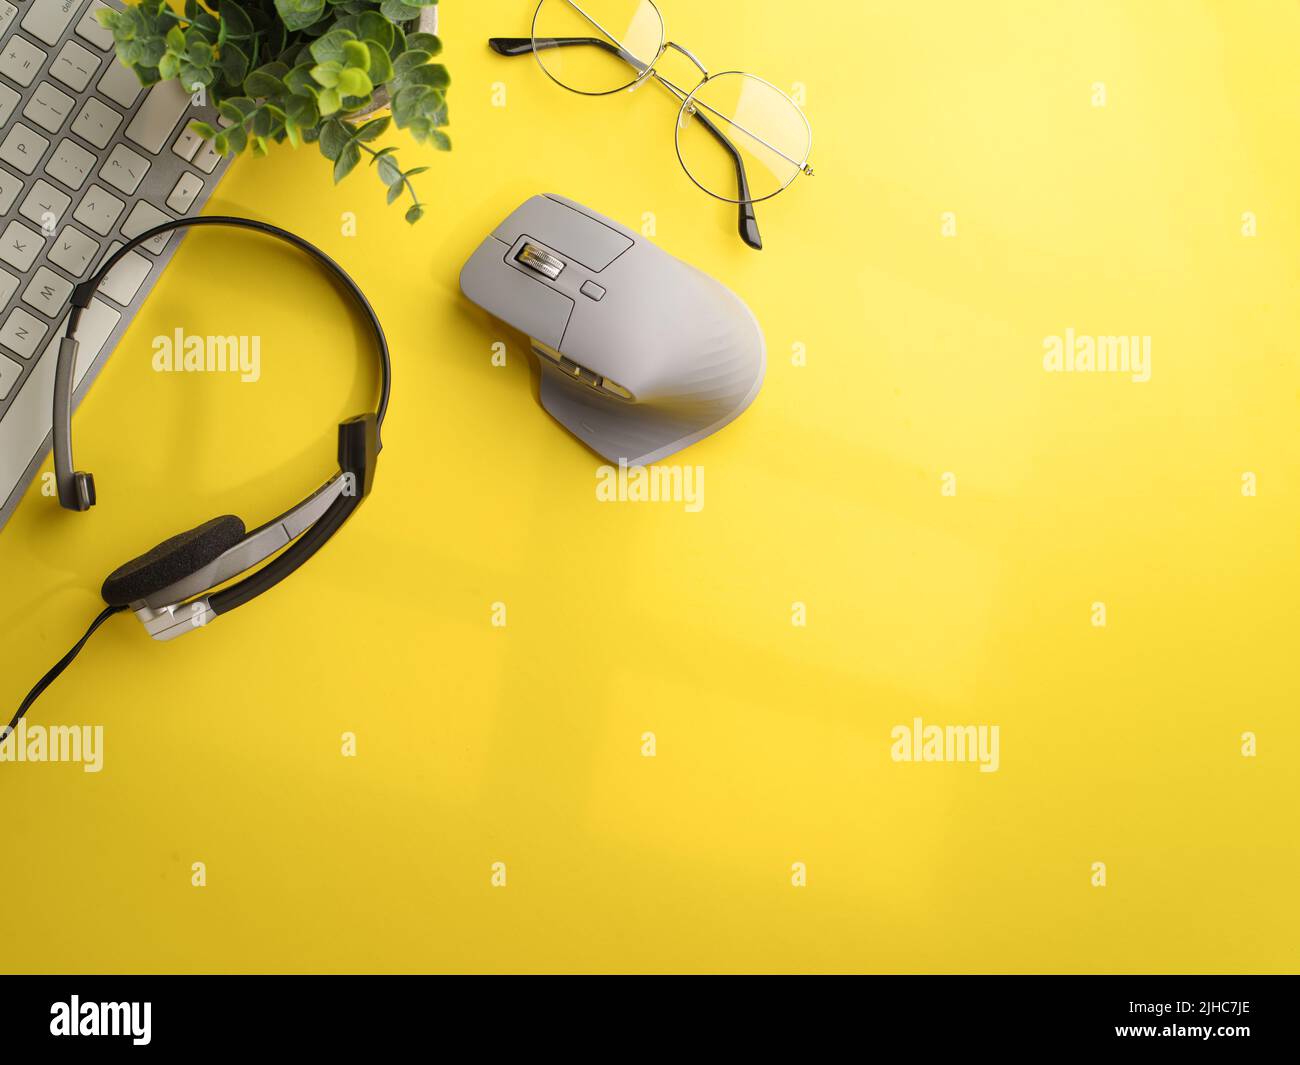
[460,194,765,466]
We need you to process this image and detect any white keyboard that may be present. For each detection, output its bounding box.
[0,0,230,529]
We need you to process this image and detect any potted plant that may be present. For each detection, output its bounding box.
[97,0,450,222]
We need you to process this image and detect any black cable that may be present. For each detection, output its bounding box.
[70,215,392,432]
[3,604,126,740]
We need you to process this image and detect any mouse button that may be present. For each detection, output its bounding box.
[580,280,606,301]
[498,197,634,271]
[460,243,573,349]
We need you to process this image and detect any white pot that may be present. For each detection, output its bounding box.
[349,5,440,121]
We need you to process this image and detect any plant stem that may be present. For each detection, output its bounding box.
[352,137,422,216]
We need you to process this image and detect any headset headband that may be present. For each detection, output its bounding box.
[50,215,391,640]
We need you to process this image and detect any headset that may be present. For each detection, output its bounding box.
[6,215,390,734]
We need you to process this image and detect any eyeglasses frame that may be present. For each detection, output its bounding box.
[489,0,816,250]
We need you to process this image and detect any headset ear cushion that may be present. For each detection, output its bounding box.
[101,515,247,607]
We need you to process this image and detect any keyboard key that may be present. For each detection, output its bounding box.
[70,96,122,149]
[21,0,83,47]
[121,200,172,253]
[0,306,47,359]
[194,137,222,173]
[171,126,202,161]
[98,142,149,194]
[0,297,119,502]
[50,40,100,92]
[166,171,204,213]
[47,224,99,278]
[0,81,18,126]
[0,122,49,175]
[0,219,43,272]
[71,183,123,236]
[44,137,96,189]
[0,166,21,213]
[0,1,18,37]
[96,56,144,108]
[75,1,115,50]
[0,265,18,307]
[22,80,74,134]
[99,244,152,305]
[125,79,190,154]
[0,352,20,400]
[22,265,74,318]
[0,35,47,87]
[19,178,71,233]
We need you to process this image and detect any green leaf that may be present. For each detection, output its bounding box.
[342,39,370,70]
[404,204,424,224]
[353,116,390,142]
[318,119,350,160]
[401,64,448,91]
[250,108,275,136]
[309,28,356,65]
[316,86,341,115]
[386,181,403,205]
[336,66,371,97]
[392,49,430,77]
[189,120,218,139]
[274,0,326,33]
[387,23,407,58]
[376,153,401,186]
[430,129,450,150]
[391,84,429,126]
[365,42,393,83]
[166,25,186,52]
[218,101,248,125]
[178,63,213,90]
[186,42,213,70]
[221,1,255,39]
[218,42,249,85]
[358,11,394,49]
[380,0,422,23]
[286,93,319,127]
[310,62,342,88]
[223,96,258,117]
[405,33,441,57]
[284,63,316,96]
[332,141,361,183]
[244,67,285,98]
[284,115,301,148]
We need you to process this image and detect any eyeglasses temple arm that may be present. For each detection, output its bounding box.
[488,36,764,250]
[684,106,762,249]
[490,37,593,57]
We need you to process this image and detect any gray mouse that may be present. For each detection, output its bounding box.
[460,194,765,466]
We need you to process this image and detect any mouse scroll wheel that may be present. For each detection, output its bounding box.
[516,243,566,280]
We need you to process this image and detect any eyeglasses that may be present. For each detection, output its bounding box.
[489,0,815,250]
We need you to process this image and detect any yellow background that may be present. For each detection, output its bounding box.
[2,0,1298,973]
